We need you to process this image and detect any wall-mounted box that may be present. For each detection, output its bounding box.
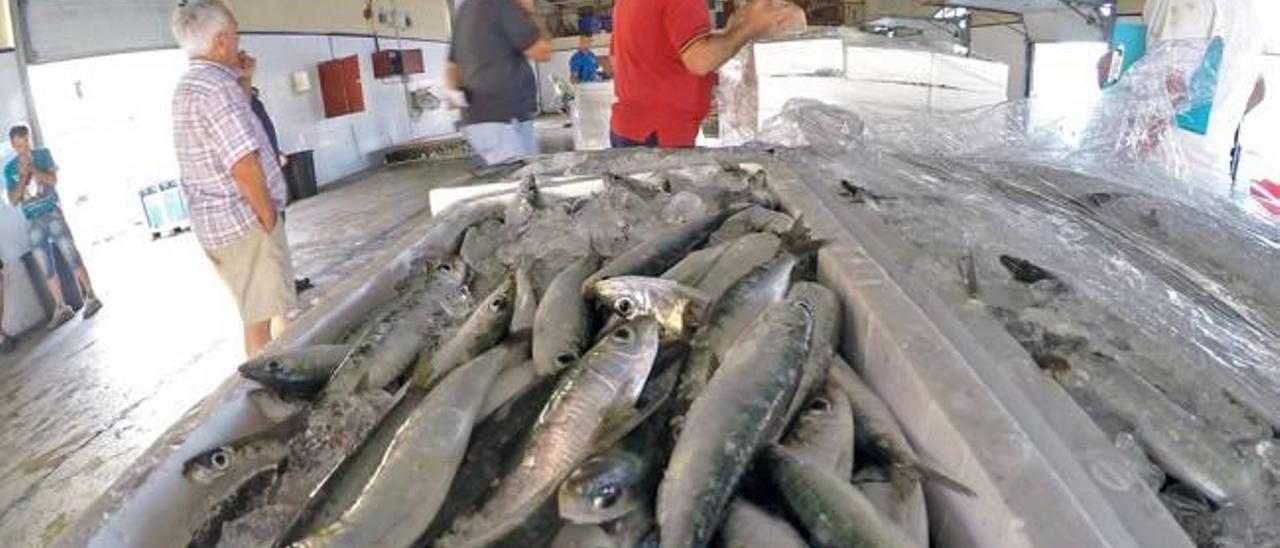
[372,49,425,79]
[318,55,365,118]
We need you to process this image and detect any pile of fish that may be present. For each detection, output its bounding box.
[800,146,1280,547]
[179,166,974,548]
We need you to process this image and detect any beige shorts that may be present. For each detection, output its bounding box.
[207,220,297,324]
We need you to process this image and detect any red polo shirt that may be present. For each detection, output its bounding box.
[611,0,716,148]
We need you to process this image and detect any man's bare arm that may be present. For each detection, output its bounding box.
[229,152,277,231]
[681,0,799,76]
[445,61,461,89]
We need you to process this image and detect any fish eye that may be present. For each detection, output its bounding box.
[266,360,281,372]
[614,297,637,318]
[592,486,621,510]
[436,262,453,273]
[209,448,232,470]
[612,327,632,342]
[555,353,577,366]
[808,397,832,413]
[490,297,509,311]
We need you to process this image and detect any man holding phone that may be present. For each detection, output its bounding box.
[5,125,104,329]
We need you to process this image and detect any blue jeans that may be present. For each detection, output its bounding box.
[463,119,538,166]
[28,210,84,279]
[610,131,658,149]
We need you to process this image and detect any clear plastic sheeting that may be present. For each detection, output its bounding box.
[718,27,1009,146]
[754,39,1280,548]
[570,81,616,151]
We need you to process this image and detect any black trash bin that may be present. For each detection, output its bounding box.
[283,150,317,204]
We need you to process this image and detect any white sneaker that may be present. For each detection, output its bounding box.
[47,305,74,330]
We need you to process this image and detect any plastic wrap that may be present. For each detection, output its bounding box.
[754,38,1280,547]
[718,27,1009,146]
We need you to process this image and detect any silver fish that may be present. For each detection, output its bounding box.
[693,233,782,303]
[239,345,352,398]
[764,445,922,548]
[782,282,840,427]
[183,416,302,486]
[707,205,795,245]
[558,450,649,525]
[584,209,739,290]
[718,499,808,548]
[438,318,661,548]
[829,358,975,498]
[589,276,710,341]
[658,300,813,548]
[783,377,854,480]
[534,254,602,375]
[853,466,929,547]
[291,338,528,548]
[320,264,467,400]
[677,228,821,417]
[409,274,517,389]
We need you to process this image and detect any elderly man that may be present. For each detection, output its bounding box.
[5,124,103,328]
[171,0,294,356]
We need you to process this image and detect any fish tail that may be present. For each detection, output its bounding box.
[779,217,827,258]
[911,458,976,498]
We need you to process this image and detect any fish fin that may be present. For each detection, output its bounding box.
[675,284,713,327]
[910,457,976,498]
[779,216,828,258]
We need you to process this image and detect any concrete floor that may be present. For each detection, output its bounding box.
[0,160,474,547]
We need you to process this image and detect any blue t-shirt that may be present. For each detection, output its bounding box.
[3,148,60,220]
[570,50,600,83]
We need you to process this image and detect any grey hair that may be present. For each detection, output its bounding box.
[171,0,235,57]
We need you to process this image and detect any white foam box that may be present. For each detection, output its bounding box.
[752,38,846,76]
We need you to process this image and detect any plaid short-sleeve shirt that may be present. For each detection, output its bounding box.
[172,60,288,250]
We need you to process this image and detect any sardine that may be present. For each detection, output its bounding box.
[291,338,528,547]
[182,415,302,485]
[829,358,975,498]
[782,282,840,427]
[677,227,822,417]
[534,254,602,375]
[409,274,517,389]
[658,300,813,548]
[718,499,808,548]
[584,209,739,289]
[707,205,795,245]
[853,466,929,547]
[239,345,352,398]
[588,277,710,341]
[764,445,922,548]
[783,377,854,480]
[438,319,661,547]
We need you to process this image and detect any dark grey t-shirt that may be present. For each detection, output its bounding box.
[449,0,539,124]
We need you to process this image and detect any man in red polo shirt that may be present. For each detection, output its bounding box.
[611,0,801,148]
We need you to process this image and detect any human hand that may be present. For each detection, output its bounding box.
[741,0,801,39]
[278,154,289,168]
[260,211,278,232]
[239,51,257,80]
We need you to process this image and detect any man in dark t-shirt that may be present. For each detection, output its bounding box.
[448,0,552,166]
[611,0,802,148]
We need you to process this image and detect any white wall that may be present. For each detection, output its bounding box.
[970,25,1028,100]
[240,34,457,185]
[0,50,27,150]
